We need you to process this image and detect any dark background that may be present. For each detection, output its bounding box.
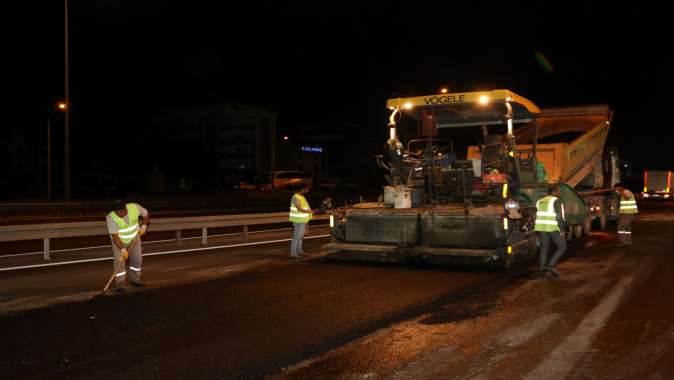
[3,1,673,199]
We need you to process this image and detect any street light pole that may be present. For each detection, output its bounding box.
[49,103,67,201]
[47,116,52,200]
[64,0,71,200]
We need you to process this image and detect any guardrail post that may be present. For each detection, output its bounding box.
[175,230,181,245]
[243,225,248,239]
[202,227,208,245]
[43,238,51,260]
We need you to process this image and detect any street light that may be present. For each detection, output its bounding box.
[47,102,67,200]
[64,0,71,200]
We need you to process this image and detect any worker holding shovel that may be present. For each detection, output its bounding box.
[106,200,150,292]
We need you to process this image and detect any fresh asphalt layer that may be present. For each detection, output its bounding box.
[1,203,673,379]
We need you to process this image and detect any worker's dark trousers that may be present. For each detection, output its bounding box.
[538,231,567,271]
[617,213,635,245]
[111,240,142,284]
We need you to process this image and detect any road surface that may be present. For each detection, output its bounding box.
[1,203,672,379]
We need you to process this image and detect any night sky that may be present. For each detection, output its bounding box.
[4,1,673,198]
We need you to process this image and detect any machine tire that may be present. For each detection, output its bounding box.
[498,253,513,270]
[599,212,607,230]
[574,224,583,239]
[583,217,592,236]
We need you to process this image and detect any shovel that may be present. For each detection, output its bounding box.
[97,233,142,297]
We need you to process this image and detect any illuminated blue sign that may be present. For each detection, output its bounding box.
[300,146,323,153]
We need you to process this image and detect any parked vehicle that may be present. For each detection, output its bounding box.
[641,170,673,200]
[256,171,313,190]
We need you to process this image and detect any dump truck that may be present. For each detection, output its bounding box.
[500,105,621,234]
[641,170,673,200]
[326,89,618,268]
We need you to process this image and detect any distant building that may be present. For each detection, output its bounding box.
[154,103,277,190]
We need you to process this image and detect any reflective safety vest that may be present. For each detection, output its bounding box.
[289,194,312,223]
[534,195,562,232]
[619,191,639,214]
[108,203,141,245]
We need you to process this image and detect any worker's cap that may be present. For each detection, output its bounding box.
[113,200,125,211]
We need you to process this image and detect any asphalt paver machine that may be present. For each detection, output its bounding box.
[327,90,595,268]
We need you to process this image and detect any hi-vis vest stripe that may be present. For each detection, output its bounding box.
[619,192,638,214]
[289,194,312,223]
[535,196,561,232]
[108,203,141,245]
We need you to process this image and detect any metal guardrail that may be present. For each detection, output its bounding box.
[0,212,328,260]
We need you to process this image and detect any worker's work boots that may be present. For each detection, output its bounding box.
[129,279,146,287]
[114,283,126,293]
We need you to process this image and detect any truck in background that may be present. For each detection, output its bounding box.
[641,170,673,200]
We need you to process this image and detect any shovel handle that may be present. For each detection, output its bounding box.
[102,259,125,294]
[101,235,142,293]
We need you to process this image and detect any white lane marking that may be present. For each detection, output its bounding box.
[0,234,330,272]
[524,275,635,380]
[1,226,326,258]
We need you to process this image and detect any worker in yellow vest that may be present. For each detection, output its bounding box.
[289,185,314,258]
[614,183,638,246]
[106,200,151,292]
[534,186,567,277]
